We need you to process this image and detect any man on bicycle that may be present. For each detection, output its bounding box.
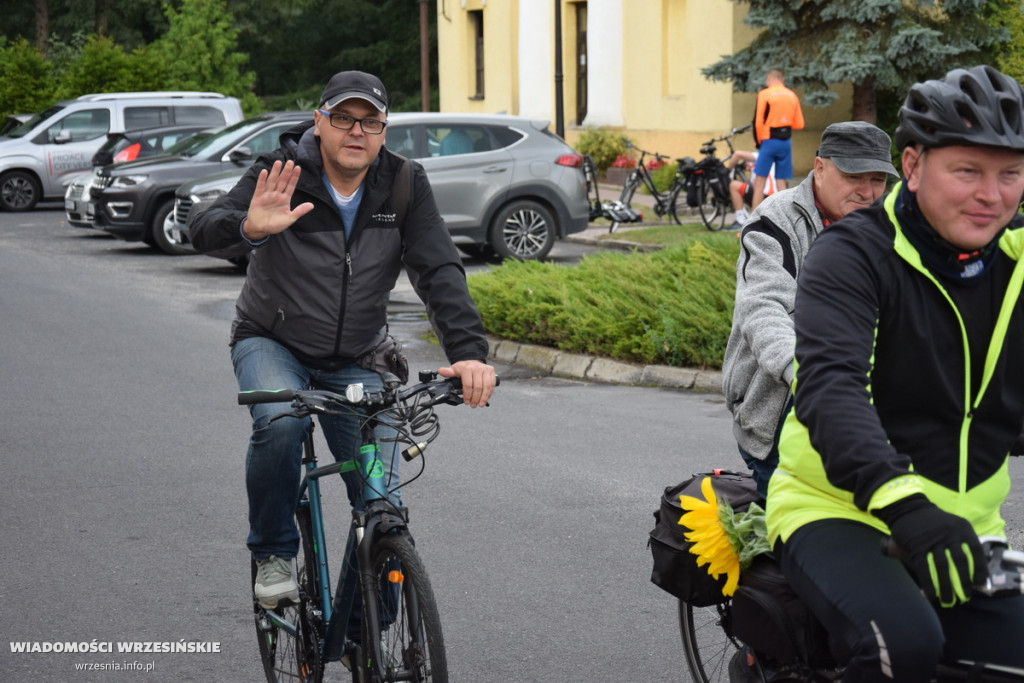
[189,70,496,609]
[767,65,1024,680]
[751,68,804,208]
[722,121,897,497]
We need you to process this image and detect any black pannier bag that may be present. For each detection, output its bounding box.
[648,470,759,606]
[707,164,732,203]
[731,554,840,669]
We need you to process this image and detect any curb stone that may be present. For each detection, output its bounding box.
[488,336,722,394]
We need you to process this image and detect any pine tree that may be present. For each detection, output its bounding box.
[703,0,1008,123]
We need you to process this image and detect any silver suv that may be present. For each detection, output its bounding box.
[173,112,588,261]
[0,91,243,211]
[386,112,588,260]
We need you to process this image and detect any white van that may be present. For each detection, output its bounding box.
[0,91,244,211]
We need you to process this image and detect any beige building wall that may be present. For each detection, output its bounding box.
[436,0,852,177]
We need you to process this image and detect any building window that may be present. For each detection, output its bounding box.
[469,10,484,100]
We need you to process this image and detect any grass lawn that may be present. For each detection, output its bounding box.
[594,221,741,249]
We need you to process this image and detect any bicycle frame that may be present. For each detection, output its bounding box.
[294,417,409,671]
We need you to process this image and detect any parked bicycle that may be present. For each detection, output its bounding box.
[609,138,691,233]
[686,124,752,231]
[680,536,1024,682]
[241,371,498,683]
[582,154,642,231]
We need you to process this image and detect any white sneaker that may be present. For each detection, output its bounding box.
[254,556,299,609]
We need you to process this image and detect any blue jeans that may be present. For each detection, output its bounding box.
[738,445,777,500]
[231,336,402,560]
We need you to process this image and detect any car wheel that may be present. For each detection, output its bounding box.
[0,170,41,212]
[489,199,555,261]
[151,199,195,255]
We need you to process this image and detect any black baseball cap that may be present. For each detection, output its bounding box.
[817,121,898,177]
[319,70,388,113]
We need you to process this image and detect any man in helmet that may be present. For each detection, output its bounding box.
[761,65,1024,680]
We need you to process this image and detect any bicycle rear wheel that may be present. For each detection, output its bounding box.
[668,182,686,225]
[254,505,324,683]
[697,177,728,231]
[679,599,741,683]
[359,534,447,683]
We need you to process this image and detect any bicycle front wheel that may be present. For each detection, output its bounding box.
[679,599,741,683]
[359,534,447,683]
[254,505,324,683]
[697,177,728,231]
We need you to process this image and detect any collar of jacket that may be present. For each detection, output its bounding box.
[885,180,1024,268]
[287,120,396,238]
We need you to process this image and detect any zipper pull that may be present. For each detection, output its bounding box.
[346,252,352,277]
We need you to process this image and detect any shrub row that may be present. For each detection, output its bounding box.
[467,240,740,370]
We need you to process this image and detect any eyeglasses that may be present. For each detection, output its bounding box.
[317,110,387,135]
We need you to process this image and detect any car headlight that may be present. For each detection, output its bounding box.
[190,188,229,202]
[110,174,148,188]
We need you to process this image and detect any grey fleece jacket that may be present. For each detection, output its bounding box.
[721,171,824,460]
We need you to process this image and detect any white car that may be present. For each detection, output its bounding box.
[1,91,243,211]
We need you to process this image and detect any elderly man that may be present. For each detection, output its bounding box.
[722,121,898,498]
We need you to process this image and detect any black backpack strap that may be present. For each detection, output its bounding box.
[393,156,412,237]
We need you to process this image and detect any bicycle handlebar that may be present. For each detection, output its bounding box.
[882,536,1024,598]
[239,372,500,462]
[238,372,500,410]
[620,137,670,163]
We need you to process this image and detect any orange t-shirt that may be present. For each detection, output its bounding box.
[754,83,805,145]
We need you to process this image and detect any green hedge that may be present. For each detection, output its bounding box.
[467,240,740,370]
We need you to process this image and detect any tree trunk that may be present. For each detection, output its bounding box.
[34,0,48,56]
[95,0,111,36]
[851,78,877,124]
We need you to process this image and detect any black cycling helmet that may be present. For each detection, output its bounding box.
[894,65,1024,152]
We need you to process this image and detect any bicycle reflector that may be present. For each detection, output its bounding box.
[387,570,405,584]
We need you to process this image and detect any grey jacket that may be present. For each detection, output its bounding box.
[189,121,489,368]
[721,171,823,459]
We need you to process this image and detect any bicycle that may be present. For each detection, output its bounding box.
[679,537,1024,682]
[582,154,642,231]
[241,371,497,683]
[687,125,751,232]
[610,139,691,233]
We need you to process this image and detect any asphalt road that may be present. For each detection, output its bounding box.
[0,209,742,682]
[2,209,1022,683]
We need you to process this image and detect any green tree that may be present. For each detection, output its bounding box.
[0,37,55,114]
[149,0,259,111]
[53,34,154,98]
[703,0,1007,123]
[987,0,1024,83]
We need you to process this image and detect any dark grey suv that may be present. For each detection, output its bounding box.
[90,112,309,254]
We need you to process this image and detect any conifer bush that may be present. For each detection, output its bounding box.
[467,240,740,370]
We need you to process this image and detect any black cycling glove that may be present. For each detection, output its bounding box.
[876,494,987,607]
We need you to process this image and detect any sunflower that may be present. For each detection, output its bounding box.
[678,476,769,597]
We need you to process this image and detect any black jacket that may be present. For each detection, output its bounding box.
[767,185,1024,544]
[189,121,489,367]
